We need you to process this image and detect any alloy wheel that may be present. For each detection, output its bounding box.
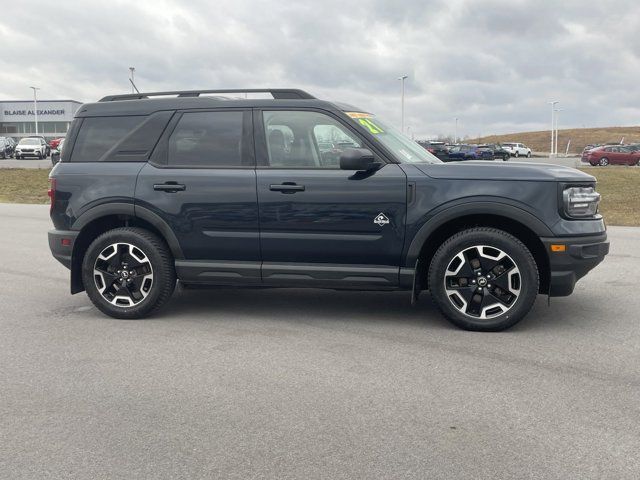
[93,242,154,307]
[444,245,521,320]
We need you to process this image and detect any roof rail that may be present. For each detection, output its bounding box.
[99,88,316,102]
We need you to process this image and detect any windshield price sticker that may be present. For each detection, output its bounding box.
[357,118,384,134]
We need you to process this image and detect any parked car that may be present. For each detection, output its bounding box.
[501,143,531,158]
[1,136,16,157]
[51,138,65,165]
[480,143,511,161]
[15,137,49,159]
[447,144,493,160]
[418,141,449,161]
[49,138,64,150]
[48,87,608,332]
[581,145,640,166]
[0,138,11,159]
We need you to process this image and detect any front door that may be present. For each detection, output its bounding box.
[135,109,261,284]
[254,109,407,288]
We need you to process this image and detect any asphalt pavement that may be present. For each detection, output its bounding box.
[0,204,639,479]
[0,156,53,169]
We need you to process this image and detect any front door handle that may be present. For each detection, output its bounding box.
[269,183,305,193]
[153,182,186,192]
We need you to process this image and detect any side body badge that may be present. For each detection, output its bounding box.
[374,213,390,226]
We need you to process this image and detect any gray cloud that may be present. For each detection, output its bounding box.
[1,0,639,138]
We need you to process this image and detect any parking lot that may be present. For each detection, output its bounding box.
[1,203,639,479]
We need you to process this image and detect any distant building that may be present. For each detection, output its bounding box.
[0,99,82,140]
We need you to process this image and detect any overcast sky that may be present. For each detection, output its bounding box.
[1,0,639,138]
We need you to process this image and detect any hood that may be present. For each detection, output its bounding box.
[415,161,595,182]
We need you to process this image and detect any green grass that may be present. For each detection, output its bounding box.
[580,167,640,226]
[0,167,638,226]
[0,168,51,204]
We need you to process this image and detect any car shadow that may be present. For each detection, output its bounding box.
[158,286,453,330]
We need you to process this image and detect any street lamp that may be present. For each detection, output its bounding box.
[129,67,136,93]
[398,75,408,134]
[454,117,459,144]
[548,100,559,157]
[30,86,40,135]
[554,108,563,156]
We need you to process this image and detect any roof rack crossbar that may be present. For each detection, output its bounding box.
[99,89,315,102]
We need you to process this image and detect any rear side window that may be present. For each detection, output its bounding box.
[71,116,144,162]
[168,111,245,167]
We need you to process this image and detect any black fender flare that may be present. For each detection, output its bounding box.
[72,202,184,259]
[404,200,553,267]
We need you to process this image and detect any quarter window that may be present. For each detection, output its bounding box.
[168,111,245,167]
[71,116,145,162]
[263,111,362,168]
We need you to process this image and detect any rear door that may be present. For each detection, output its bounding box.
[135,109,261,285]
[254,109,407,288]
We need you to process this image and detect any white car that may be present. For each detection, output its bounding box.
[15,137,49,159]
[501,142,531,158]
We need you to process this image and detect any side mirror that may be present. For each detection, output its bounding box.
[339,148,380,171]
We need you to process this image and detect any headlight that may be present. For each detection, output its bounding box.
[563,186,600,218]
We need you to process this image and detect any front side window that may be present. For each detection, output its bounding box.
[168,111,245,167]
[263,110,362,168]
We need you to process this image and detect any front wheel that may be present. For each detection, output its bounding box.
[526,151,531,158]
[503,154,509,161]
[599,157,609,166]
[82,227,176,319]
[428,227,539,331]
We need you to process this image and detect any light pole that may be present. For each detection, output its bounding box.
[554,108,562,156]
[548,100,558,157]
[398,75,408,134]
[129,67,136,93]
[454,117,459,144]
[30,86,40,135]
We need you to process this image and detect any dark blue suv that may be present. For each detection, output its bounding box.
[48,89,608,331]
[447,145,494,161]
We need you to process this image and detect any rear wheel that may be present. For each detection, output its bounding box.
[82,227,176,319]
[514,151,520,158]
[503,154,509,161]
[599,157,609,166]
[428,227,538,331]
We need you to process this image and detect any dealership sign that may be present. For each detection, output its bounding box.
[4,109,66,116]
[0,101,80,122]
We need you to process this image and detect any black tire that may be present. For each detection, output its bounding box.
[526,152,531,158]
[37,152,42,159]
[599,157,609,166]
[514,151,520,157]
[503,154,509,161]
[428,227,539,331]
[82,227,176,319]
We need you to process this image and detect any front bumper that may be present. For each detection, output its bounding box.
[48,229,78,269]
[541,232,609,296]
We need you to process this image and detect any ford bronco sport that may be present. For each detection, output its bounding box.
[48,89,609,331]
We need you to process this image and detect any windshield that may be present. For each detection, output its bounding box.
[19,138,40,145]
[345,112,441,164]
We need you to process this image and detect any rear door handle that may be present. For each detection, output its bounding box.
[153,182,186,192]
[269,183,305,193]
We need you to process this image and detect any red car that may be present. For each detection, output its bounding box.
[582,145,640,166]
[49,138,63,149]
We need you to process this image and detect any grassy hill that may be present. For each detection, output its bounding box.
[469,126,640,154]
